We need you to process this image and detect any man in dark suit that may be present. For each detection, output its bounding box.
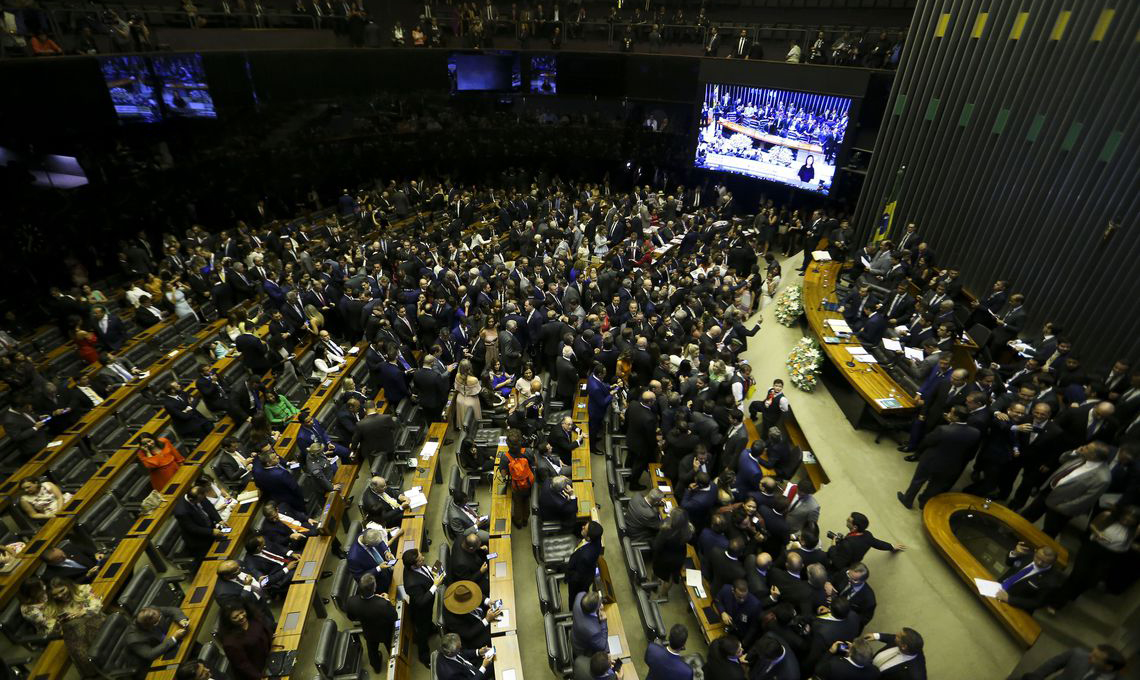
[813,636,879,679]
[91,306,128,352]
[537,476,578,526]
[898,406,980,509]
[124,605,190,669]
[994,543,1063,612]
[1009,643,1126,680]
[135,294,166,328]
[625,390,660,491]
[436,632,494,680]
[351,405,398,460]
[344,573,398,673]
[855,303,889,346]
[565,521,604,605]
[214,559,275,628]
[554,346,579,405]
[987,293,1027,351]
[828,562,877,631]
[347,527,396,592]
[881,282,915,327]
[412,358,449,421]
[161,381,215,441]
[3,403,50,460]
[402,549,445,668]
[900,365,965,452]
[252,451,307,513]
[242,535,295,598]
[195,365,242,422]
[442,581,498,650]
[447,532,490,594]
[548,415,583,464]
[41,543,102,583]
[644,624,694,680]
[172,480,226,560]
[361,475,407,528]
[804,597,862,675]
[827,513,905,570]
[864,628,926,680]
[333,397,363,441]
[234,331,276,374]
[731,29,750,58]
[707,537,748,597]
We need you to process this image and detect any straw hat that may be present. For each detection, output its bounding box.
[443,581,484,615]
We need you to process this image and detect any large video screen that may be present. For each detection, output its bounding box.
[694,83,852,194]
[153,54,217,118]
[529,55,557,95]
[100,56,162,123]
[448,52,521,94]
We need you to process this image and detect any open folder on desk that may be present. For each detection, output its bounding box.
[975,578,1002,598]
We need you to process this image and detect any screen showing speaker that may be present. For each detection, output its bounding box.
[529,55,557,95]
[153,54,217,118]
[100,55,162,123]
[100,53,216,122]
[447,52,521,93]
[693,82,851,195]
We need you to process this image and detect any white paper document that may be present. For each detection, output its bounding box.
[975,578,1003,598]
[608,635,623,656]
[684,569,704,588]
[882,338,903,352]
[420,441,439,458]
[854,355,878,364]
[847,346,869,356]
[903,347,925,361]
[348,346,360,355]
[495,609,510,628]
[405,491,428,509]
[812,250,832,261]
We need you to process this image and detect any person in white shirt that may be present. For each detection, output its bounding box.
[786,39,802,63]
[311,344,346,382]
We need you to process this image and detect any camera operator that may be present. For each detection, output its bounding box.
[826,512,906,570]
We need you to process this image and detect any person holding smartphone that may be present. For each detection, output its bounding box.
[436,632,494,680]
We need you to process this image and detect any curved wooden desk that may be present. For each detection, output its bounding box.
[801,261,917,419]
[922,493,1068,648]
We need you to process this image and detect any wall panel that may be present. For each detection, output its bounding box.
[853,0,1140,369]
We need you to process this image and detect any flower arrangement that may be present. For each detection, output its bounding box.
[786,337,824,392]
[774,284,805,327]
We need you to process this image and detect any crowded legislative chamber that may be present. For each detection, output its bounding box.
[0,1,1138,679]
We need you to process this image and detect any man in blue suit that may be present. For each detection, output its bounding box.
[586,366,614,455]
[92,306,128,352]
[737,442,765,499]
[346,527,396,593]
[252,450,307,515]
[570,591,608,657]
[379,357,410,405]
[645,624,694,680]
[680,472,718,533]
[297,409,352,462]
[855,303,888,346]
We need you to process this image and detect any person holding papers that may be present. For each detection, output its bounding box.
[361,475,409,528]
[983,542,1062,612]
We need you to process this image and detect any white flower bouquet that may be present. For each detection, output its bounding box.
[786,337,824,392]
[774,284,805,327]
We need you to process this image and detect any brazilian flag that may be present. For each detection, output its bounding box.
[873,164,906,243]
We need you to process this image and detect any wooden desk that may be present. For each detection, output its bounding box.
[923,493,1068,647]
[573,481,596,521]
[407,423,449,516]
[488,445,512,538]
[150,561,223,671]
[716,118,824,153]
[492,632,523,680]
[487,536,516,636]
[683,547,726,644]
[601,602,642,680]
[90,537,148,601]
[802,261,917,424]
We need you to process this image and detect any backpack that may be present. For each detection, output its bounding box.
[504,449,534,492]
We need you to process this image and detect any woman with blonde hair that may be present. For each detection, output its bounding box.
[44,578,105,676]
[454,359,482,427]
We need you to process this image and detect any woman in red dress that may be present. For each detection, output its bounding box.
[136,432,185,491]
[72,320,99,365]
